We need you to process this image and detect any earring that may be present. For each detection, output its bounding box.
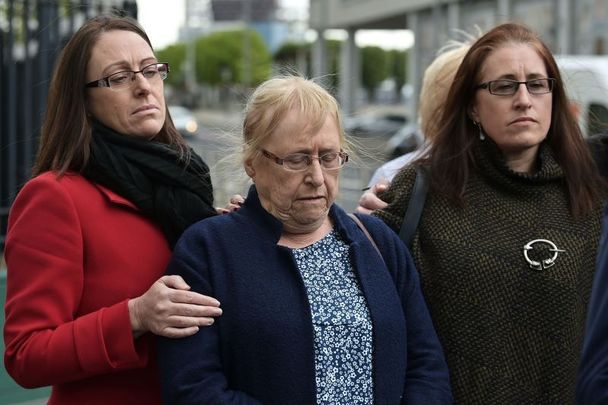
[474,121,485,141]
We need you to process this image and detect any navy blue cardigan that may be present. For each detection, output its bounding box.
[577,205,608,404]
[157,186,451,404]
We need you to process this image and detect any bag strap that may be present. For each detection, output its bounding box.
[398,166,429,246]
[348,213,384,263]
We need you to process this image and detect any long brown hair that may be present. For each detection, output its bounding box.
[423,22,604,216]
[33,14,187,177]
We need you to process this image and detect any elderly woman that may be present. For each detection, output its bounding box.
[4,15,221,404]
[369,23,606,403]
[156,76,453,404]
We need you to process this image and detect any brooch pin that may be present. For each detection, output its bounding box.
[523,239,565,271]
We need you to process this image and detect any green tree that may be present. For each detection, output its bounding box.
[195,29,272,86]
[325,39,342,92]
[361,46,389,102]
[274,41,311,76]
[388,49,408,101]
[273,39,342,93]
[156,43,187,88]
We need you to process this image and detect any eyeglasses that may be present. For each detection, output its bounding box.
[261,149,349,171]
[477,78,555,96]
[85,62,169,90]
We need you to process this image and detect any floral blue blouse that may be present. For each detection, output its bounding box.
[292,229,374,404]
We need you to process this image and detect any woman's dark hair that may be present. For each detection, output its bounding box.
[33,14,187,176]
[423,22,604,216]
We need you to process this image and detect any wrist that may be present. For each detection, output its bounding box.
[128,298,145,337]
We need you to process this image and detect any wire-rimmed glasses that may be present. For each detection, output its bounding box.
[260,149,349,171]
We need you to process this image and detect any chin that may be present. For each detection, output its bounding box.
[293,209,326,224]
[135,122,164,138]
[499,133,544,148]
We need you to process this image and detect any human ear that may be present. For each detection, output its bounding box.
[468,104,480,124]
[244,158,256,179]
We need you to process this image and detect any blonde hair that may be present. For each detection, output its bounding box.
[418,41,471,140]
[242,76,347,163]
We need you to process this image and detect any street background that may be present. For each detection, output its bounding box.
[4,0,608,402]
[192,104,402,213]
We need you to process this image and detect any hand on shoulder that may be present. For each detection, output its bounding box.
[216,194,245,215]
[128,275,222,339]
[356,181,389,214]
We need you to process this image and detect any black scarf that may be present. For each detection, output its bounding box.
[84,122,216,248]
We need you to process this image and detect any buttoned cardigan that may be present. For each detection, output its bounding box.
[157,186,452,405]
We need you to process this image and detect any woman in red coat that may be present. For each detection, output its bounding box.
[3,14,222,404]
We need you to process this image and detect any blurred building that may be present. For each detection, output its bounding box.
[310,0,608,114]
[212,0,276,21]
[180,0,296,54]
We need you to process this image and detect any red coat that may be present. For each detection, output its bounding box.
[4,172,171,404]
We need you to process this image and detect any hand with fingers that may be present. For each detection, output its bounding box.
[128,275,222,339]
[356,180,389,215]
[216,194,246,215]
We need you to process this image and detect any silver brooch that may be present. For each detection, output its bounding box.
[523,239,566,271]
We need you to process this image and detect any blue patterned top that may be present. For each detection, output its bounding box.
[292,229,374,404]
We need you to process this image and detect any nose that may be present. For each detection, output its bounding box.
[133,72,152,95]
[513,83,532,108]
[304,159,325,187]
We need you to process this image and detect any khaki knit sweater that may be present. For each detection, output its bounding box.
[374,141,603,404]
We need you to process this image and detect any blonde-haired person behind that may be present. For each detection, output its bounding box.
[157,75,452,404]
[365,41,471,189]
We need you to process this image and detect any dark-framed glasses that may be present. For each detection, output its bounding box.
[261,149,349,171]
[85,62,169,90]
[477,78,555,96]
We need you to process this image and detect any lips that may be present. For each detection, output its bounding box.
[298,196,324,202]
[509,116,537,125]
[132,104,158,114]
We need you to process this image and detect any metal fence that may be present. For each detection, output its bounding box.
[0,0,138,249]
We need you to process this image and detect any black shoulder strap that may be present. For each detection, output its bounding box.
[398,166,429,246]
